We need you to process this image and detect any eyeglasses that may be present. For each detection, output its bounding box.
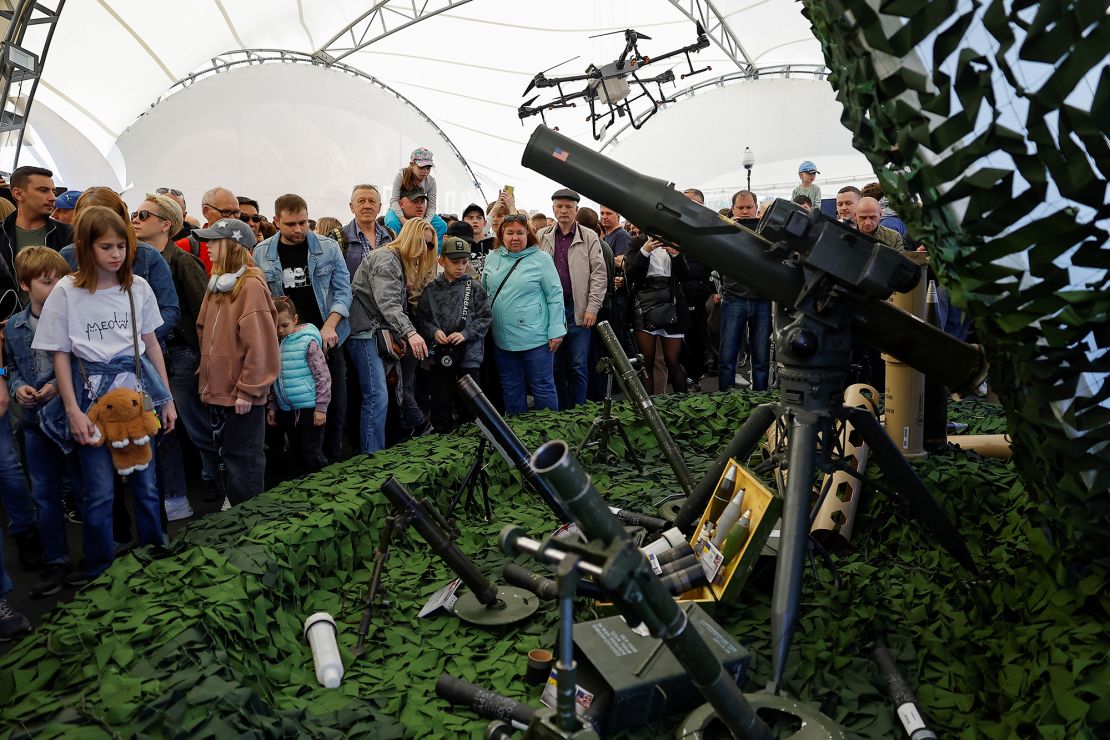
[241,214,263,223]
[156,187,182,197]
[502,214,528,225]
[425,240,437,251]
[131,210,168,222]
[204,203,241,218]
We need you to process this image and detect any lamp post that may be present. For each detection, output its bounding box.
[742,147,755,192]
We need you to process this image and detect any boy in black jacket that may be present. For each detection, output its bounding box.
[414,236,492,433]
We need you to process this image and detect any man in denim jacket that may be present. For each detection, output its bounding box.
[254,194,352,462]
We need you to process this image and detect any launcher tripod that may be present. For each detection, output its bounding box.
[577,356,644,471]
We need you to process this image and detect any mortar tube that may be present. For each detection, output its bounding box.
[595,321,695,497]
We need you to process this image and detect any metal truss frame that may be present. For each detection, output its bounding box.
[667,0,755,74]
[312,0,474,66]
[0,0,66,170]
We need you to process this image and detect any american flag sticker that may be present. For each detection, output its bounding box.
[553,147,569,161]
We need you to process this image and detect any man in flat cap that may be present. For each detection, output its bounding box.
[538,188,607,409]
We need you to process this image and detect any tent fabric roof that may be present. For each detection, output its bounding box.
[26,1,843,207]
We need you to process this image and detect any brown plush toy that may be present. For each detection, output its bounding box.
[86,387,161,476]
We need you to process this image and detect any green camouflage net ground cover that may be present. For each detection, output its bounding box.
[800,0,1109,567]
[1,393,1106,737]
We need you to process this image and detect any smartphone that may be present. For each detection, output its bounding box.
[504,185,514,196]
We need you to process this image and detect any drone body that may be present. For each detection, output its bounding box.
[519,24,710,140]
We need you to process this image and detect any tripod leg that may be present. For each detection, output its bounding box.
[673,403,779,534]
[769,412,822,695]
[843,407,977,573]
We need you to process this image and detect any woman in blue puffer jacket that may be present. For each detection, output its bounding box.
[480,214,566,413]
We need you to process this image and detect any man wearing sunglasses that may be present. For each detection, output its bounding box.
[237,196,264,243]
[383,189,447,248]
[174,186,240,274]
[155,187,193,241]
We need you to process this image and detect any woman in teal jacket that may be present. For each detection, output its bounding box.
[480,214,566,413]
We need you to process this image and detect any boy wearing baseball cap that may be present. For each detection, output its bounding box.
[792,161,822,210]
[413,235,492,434]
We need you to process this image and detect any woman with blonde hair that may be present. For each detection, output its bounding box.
[347,218,434,452]
[194,218,279,507]
[314,216,343,238]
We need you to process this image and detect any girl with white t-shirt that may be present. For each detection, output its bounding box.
[33,206,176,584]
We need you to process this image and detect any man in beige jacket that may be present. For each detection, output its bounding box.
[538,188,607,409]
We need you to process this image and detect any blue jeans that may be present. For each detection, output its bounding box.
[718,296,772,391]
[24,421,73,565]
[166,345,218,480]
[0,411,34,536]
[495,344,559,415]
[346,337,389,454]
[553,305,591,410]
[77,441,162,579]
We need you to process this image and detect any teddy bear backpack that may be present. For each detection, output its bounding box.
[81,288,161,477]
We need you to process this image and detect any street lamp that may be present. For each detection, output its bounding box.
[742,147,755,192]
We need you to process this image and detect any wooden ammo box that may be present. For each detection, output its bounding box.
[679,458,781,606]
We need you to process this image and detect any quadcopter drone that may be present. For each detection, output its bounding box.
[519,23,711,140]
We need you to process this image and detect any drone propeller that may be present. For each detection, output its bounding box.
[589,28,651,40]
[523,55,584,95]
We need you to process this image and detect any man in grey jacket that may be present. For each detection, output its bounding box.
[538,188,607,409]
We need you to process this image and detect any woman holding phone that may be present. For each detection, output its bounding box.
[623,235,690,394]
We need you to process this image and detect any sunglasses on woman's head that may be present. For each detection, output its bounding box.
[502,214,528,225]
[131,210,168,222]
[155,187,183,197]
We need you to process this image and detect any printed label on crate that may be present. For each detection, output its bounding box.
[647,552,663,575]
[419,579,461,617]
[541,669,595,713]
[698,540,725,583]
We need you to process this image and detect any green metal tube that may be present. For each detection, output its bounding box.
[594,321,695,496]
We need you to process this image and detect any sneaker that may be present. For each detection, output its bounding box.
[0,598,32,641]
[30,562,72,598]
[734,374,750,388]
[13,530,43,571]
[164,496,194,522]
[62,495,83,524]
[221,497,232,512]
[64,570,91,588]
[975,379,989,397]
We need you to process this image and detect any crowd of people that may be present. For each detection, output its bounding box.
[0,151,965,639]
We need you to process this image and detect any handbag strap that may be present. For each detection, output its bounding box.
[489,254,526,309]
[126,287,144,386]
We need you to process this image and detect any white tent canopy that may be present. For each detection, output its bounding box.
[14,0,875,216]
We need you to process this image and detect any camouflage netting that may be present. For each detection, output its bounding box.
[801,0,1109,566]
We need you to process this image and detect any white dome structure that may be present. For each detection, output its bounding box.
[9,1,861,210]
[115,62,484,220]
